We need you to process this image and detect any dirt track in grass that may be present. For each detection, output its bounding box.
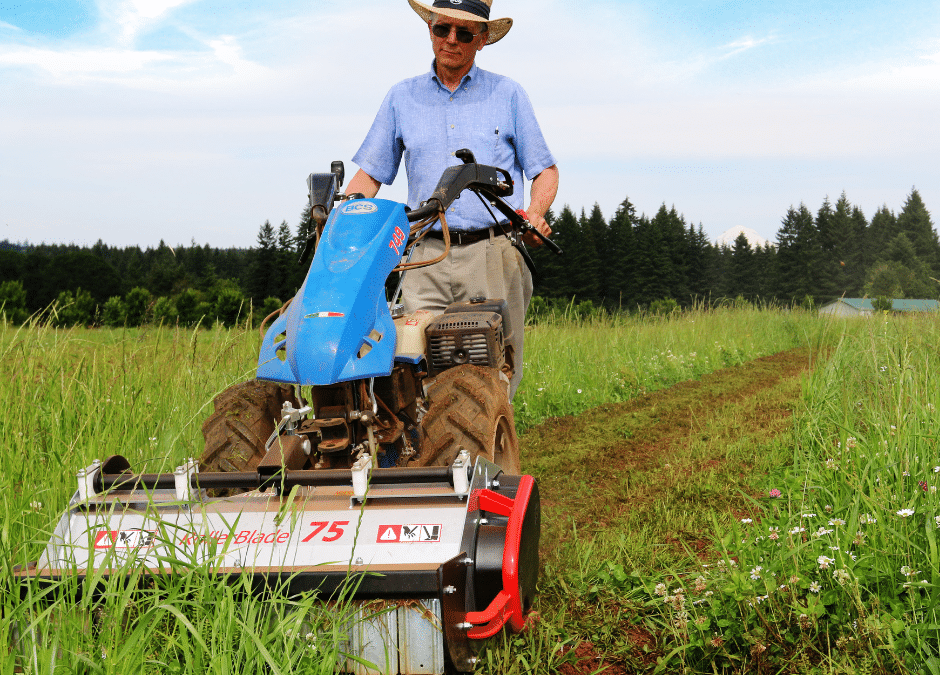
[517,347,823,673]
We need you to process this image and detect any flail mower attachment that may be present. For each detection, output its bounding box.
[17,451,540,674]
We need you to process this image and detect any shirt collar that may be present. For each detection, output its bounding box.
[428,60,479,90]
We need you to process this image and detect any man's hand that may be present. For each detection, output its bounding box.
[517,208,552,247]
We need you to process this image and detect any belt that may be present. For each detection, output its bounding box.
[426,226,498,246]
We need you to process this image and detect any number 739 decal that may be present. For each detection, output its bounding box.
[300,521,349,543]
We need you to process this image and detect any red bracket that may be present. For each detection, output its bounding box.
[465,474,535,638]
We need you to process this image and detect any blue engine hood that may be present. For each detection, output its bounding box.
[257,198,409,385]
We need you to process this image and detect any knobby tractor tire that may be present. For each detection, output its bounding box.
[415,364,521,474]
[200,379,298,477]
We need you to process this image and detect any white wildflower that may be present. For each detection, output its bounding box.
[897,508,915,518]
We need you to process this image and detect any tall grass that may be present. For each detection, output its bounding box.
[621,311,940,673]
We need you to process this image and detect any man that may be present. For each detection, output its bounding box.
[346,0,559,398]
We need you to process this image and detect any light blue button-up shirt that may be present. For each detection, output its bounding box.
[352,62,556,232]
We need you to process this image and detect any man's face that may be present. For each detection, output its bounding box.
[429,15,487,74]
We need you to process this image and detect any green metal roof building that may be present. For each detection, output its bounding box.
[819,298,940,317]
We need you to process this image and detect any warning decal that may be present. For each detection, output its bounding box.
[376,524,441,543]
[94,529,156,549]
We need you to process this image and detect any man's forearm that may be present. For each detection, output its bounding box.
[345,169,382,198]
[528,165,559,220]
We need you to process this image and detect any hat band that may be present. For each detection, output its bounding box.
[431,0,490,20]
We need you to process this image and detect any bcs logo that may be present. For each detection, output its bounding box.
[341,201,378,215]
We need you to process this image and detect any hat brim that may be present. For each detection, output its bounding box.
[408,0,512,45]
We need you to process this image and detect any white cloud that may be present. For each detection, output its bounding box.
[0,46,173,77]
[719,35,775,60]
[97,0,198,44]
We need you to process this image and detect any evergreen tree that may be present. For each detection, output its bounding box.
[868,206,898,259]
[775,204,818,303]
[684,223,711,303]
[814,196,850,302]
[560,208,600,303]
[533,206,577,299]
[897,188,939,274]
[824,193,857,297]
[605,198,638,309]
[848,205,870,295]
[580,204,606,303]
[276,219,296,300]
[249,220,278,301]
[651,206,691,303]
[753,243,778,301]
[728,233,757,300]
[146,240,184,296]
[634,210,672,305]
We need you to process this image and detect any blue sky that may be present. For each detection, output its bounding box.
[2,0,938,249]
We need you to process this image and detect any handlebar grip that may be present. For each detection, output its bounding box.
[406,200,442,223]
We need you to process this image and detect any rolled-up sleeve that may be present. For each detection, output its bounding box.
[352,89,403,186]
[511,86,556,182]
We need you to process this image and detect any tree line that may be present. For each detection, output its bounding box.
[529,187,939,314]
[1,188,937,327]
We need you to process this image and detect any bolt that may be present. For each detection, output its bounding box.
[443,585,456,594]
[491,479,500,488]
[354,557,363,565]
[456,622,472,630]
[462,557,474,566]
[77,468,86,477]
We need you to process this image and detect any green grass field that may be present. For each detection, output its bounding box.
[3,306,938,673]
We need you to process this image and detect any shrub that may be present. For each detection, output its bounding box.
[0,280,28,324]
[101,296,126,327]
[124,287,153,326]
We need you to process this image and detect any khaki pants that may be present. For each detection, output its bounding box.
[401,232,533,398]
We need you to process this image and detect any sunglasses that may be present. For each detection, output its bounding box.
[431,22,483,44]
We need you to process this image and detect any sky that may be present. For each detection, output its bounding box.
[1,0,939,250]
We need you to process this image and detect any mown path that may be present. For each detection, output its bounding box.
[517,347,823,673]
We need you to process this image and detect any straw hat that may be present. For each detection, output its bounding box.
[408,0,513,45]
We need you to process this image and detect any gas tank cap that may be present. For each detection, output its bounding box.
[469,296,486,304]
